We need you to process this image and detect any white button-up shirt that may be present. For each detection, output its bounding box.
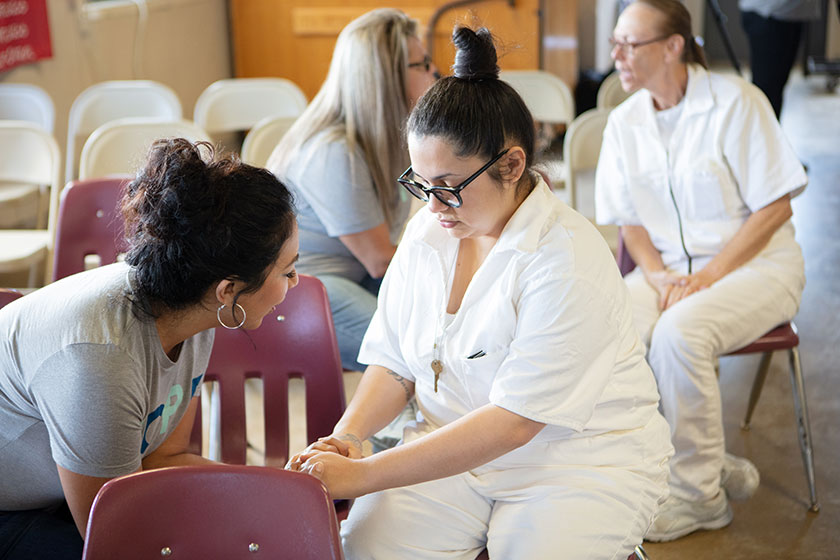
[595,64,807,271]
[359,180,663,465]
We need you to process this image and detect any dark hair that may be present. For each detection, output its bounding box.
[636,0,707,69]
[406,26,535,197]
[121,138,296,317]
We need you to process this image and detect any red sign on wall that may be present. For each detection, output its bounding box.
[0,0,53,73]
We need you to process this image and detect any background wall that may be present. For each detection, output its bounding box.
[0,0,232,157]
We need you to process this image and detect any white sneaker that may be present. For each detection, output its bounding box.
[645,491,733,542]
[721,453,760,501]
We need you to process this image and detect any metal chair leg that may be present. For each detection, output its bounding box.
[788,347,820,512]
[633,544,650,560]
[742,351,773,429]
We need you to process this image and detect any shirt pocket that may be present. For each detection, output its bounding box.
[458,348,508,409]
[681,161,731,221]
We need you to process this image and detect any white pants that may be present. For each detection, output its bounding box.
[625,252,802,501]
[341,416,671,560]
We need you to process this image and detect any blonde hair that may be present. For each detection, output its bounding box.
[635,0,708,69]
[268,8,419,225]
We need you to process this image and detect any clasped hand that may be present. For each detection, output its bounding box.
[286,435,366,499]
[648,268,717,310]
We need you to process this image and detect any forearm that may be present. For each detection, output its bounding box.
[621,225,666,279]
[141,451,215,470]
[332,365,415,444]
[359,404,544,495]
[701,195,792,282]
[339,223,397,278]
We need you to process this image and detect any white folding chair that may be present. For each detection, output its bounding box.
[0,84,56,229]
[193,78,307,148]
[596,72,633,110]
[0,122,61,287]
[499,70,575,194]
[66,81,183,183]
[0,83,55,132]
[563,108,617,252]
[241,115,297,167]
[79,118,211,180]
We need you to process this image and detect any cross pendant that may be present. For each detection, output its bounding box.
[431,359,443,392]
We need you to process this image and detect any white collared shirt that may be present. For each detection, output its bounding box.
[595,64,807,270]
[359,180,662,460]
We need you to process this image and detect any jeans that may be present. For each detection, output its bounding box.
[0,503,83,560]
[317,274,380,372]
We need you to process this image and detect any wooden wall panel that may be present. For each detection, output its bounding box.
[230,0,577,101]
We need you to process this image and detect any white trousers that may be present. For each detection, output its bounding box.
[625,253,802,501]
[340,416,671,560]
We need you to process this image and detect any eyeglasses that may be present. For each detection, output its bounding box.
[408,54,433,72]
[397,148,510,208]
[609,34,670,55]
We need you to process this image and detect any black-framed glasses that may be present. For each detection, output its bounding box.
[397,148,510,208]
[609,34,670,55]
[408,54,433,72]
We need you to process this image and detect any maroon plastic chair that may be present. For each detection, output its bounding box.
[52,177,128,282]
[82,465,344,560]
[190,274,346,467]
[0,288,23,308]
[616,231,819,511]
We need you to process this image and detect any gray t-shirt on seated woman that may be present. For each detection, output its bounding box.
[0,262,213,510]
[277,132,410,282]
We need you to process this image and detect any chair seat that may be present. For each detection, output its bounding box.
[726,323,799,355]
[0,230,49,272]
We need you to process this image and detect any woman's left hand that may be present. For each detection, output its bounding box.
[299,451,369,500]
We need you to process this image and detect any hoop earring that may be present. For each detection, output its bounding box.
[217,303,246,330]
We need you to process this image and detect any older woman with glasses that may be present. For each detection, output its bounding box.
[595,0,807,542]
[288,24,673,559]
[268,9,438,376]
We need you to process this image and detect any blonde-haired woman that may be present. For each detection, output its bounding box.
[268,8,437,373]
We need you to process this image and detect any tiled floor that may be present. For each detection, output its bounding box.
[218,69,840,557]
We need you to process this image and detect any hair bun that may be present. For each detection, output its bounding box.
[451,26,499,81]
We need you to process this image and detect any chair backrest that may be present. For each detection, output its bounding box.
[499,70,575,125]
[66,80,183,183]
[597,72,633,110]
[82,465,344,560]
[0,288,23,309]
[241,115,298,167]
[52,178,128,282]
[78,117,211,180]
[616,230,637,277]
[0,121,62,232]
[191,275,345,466]
[563,108,610,212]
[193,78,307,135]
[0,83,55,132]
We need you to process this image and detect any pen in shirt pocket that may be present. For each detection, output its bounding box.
[466,350,486,359]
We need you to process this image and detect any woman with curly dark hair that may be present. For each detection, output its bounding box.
[0,138,298,559]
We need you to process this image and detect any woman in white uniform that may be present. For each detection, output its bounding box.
[289,25,673,559]
[595,0,806,542]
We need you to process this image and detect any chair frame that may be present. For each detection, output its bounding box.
[0,83,55,132]
[193,77,307,134]
[190,274,346,467]
[51,178,128,282]
[616,234,819,512]
[66,80,182,183]
[82,465,343,560]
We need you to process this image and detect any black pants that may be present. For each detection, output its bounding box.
[0,503,83,560]
[741,10,805,119]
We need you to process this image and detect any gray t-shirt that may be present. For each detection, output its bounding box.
[0,263,213,510]
[275,132,410,282]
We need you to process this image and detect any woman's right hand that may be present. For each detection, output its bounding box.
[286,433,363,471]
